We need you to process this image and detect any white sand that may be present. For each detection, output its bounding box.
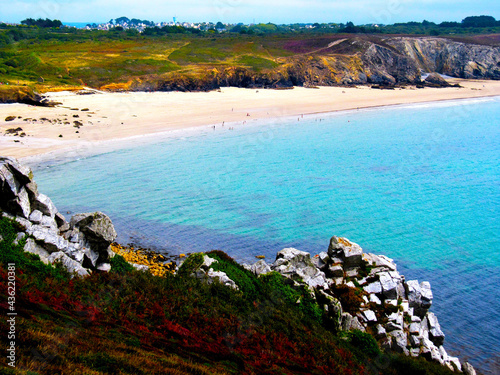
[1,79,499,159]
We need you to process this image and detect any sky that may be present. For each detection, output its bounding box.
[0,0,499,25]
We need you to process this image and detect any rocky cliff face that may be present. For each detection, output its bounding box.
[388,37,500,80]
[128,36,499,91]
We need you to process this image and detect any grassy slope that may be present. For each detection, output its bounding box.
[1,29,499,99]
[0,32,293,93]
[0,216,458,375]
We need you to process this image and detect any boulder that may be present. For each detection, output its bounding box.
[409,334,421,347]
[421,337,443,364]
[424,73,451,87]
[362,310,377,323]
[379,272,399,299]
[420,281,433,309]
[55,212,70,232]
[318,290,343,329]
[426,312,445,346]
[250,259,272,275]
[364,281,382,294]
[48,251,90,278]
[96,263,111,272]
[369,294,382,304]
[375,324,387,339]
[362,252,397,271]
[389,330,409,355]
[24,238,50,264]
[272,248,328,289]
[33,193,58,218]
[29,209,43,224]
[462,362,476,375]
[70,212,117,250]
[207,269,239,290]
[327,264,344,278]
[327,236,363,268]
[28,225,69,253]
[447,357,461,372]
[409,322,420,335]
[0,156,33,184]
[6,187,31,219]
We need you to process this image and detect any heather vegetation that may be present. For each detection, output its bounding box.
[0,216,459,374]
[0,15,498,100]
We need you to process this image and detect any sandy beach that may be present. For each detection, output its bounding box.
[1,78,500,160]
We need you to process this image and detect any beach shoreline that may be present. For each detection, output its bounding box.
[1,79,500,161]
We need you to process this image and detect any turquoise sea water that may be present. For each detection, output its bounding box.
[32,97,500,373]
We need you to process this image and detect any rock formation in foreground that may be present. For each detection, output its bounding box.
[0,157,477,374]
[0,156,117,277]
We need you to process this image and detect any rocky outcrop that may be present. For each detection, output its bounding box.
[0,157,117,277]
[122,36,499,93]
[424,72,453,87]
[387,37,500,80]
[242,235,475,373]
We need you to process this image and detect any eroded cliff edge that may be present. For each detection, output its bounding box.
[125,36,500,91]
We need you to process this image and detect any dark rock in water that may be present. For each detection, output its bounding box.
[424,73,451,87]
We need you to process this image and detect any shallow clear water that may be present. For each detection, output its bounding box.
[32,97,500,373]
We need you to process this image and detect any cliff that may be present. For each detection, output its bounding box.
[124,36,499,91]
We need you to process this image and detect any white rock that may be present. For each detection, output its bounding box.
[328,236,363,268]
[40,215,58,230]
[34,193,58,218]
[405,280,421,307]
[48,251,90,278]
[447,357,462,372]
[420,281,433,308]
[379,272,398,299]
[462,362,476,375]
[375,324,387,338]
[28,225,69,253]
[132,263,149,271]
[96,263,111,272]
[362,252,397,271]
[409,334,421,347]
[370,294,382,304]
[250,259,272,275]
[362,310,377,322]
[427,312,445,346]
[29,209,43,224]
[273,248,328,289]
[409,322,421,335]
[207,269,239,290]
[439,346,448,362]
[201,255,217,269]
[328,264,344,278]
[385,299,398,306]
[389,330,409,355]
[411,315,422,323]
[24,238,50,264]
[364,281,382,294]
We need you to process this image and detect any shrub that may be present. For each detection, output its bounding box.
[177,252,204,276]
[347,330,380,357]
[110,254,134,274]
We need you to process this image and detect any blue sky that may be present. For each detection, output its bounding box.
[1,0,498,24]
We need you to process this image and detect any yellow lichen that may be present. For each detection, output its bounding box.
[110,243,175,277]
